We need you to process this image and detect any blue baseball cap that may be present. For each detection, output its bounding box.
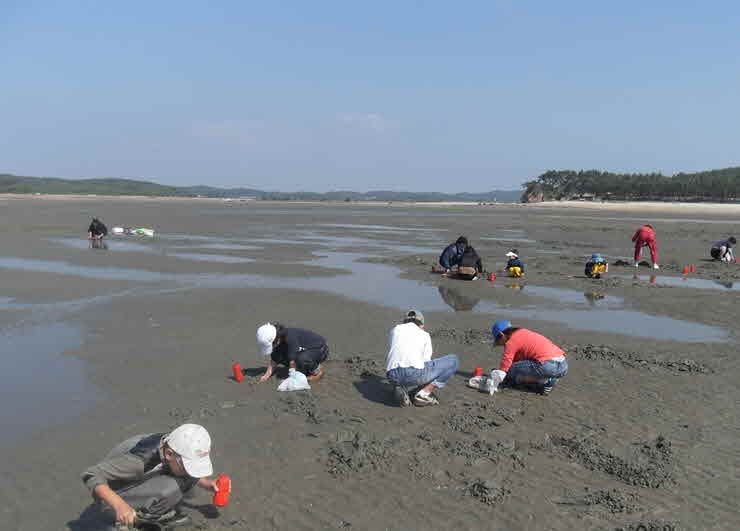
[491,320,512,339]
[591,253,602,261]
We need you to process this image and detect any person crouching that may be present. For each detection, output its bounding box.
[386,310,459,407]
[438,236,468,273]
[80,424,219,528]
[456,245,484,280]
[490,320,568,395]
[505,250,525,277]
[710,237,736,263]
[585,253,609,278]
[256,323,329,382]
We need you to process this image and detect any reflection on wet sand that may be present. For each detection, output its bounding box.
[583,292,606,306]
[437,285,480,311]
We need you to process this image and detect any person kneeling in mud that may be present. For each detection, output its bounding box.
[584,252,609,279]
[490,320,568,395]
[87,217,108,249]
[505,250,525,277]
[386,310,459,407]
[438,236,468,273]
[456,244,484,280]
[710,237,736,263]
[80,424,220,529]
[256,322,329,382]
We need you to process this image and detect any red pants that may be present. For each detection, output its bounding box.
[634,238,658,263]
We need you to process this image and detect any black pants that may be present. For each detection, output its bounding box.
[295,345,329,375]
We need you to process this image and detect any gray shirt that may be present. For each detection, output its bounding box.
[81,433,166,494]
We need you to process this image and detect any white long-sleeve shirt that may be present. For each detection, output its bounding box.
[386,322,433,372]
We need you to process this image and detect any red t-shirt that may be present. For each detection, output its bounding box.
[499,329,565,373]
[632,226,655,242]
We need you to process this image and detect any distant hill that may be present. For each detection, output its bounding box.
[0,174,522,202]
[0,174,184,196]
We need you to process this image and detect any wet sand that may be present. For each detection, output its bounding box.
[0,198,738,530]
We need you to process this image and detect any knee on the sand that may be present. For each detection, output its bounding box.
[447,354,460,373]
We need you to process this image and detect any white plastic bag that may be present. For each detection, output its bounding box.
[488,370,507,395]
[467,375,490,392]
[277,369,311,392]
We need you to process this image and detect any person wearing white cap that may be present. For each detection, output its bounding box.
[505,249,525,277]
[80,423,219,528]
[386,309,460,407]
[256,322,329,382]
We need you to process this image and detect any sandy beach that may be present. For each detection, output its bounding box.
[1,197,739,530]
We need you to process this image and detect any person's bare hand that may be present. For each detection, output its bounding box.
[113,500,136,526]
[258,372,271,383]
[198,477,219,493]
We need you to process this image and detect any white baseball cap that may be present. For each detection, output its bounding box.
[256,323,277,356]
[505,251,518,258]
[165,424,213,478]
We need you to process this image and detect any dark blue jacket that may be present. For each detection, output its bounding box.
[506,257,525,272]
[439,243,465,269]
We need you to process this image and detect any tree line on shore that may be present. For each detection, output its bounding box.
[522,167,740,203]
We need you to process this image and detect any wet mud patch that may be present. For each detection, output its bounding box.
[552,435,674,488]
[567,344,713,374]
[431,328,490,345]
[326,430,403,477]
[584,277,624,288]
[463,479,511,505]
[444,400,518,434]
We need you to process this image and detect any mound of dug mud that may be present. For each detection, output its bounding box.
[583,488,642,514]
[554,487,643,515]
[431,327,490,345]
[567,344,712,373]
[552,435,674,488]
[463,479,511,505]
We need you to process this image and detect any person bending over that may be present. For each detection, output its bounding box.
[490,320,568,395]
[88,217,108,240]
[632,224,659,269]
[80,423,219,529]
[256,322,329,382]
[439,236,468,273]
[710,237,736,262]
[386,309,459,407]
[457,245,484,280]
[505,250,525,277]
[585,252,609,278]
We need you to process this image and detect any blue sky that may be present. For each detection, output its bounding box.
[1,1,739,192]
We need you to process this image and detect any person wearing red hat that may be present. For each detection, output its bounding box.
[79,424,220,528]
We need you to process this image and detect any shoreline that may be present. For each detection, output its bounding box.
[3,192,740,215]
